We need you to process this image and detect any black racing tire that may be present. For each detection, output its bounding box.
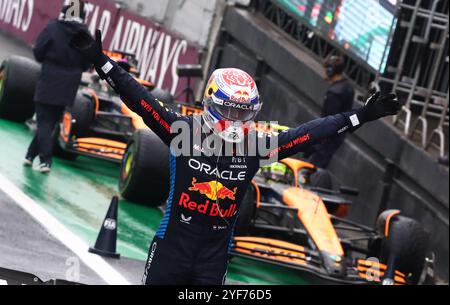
[119,129,170,206]
[67,92,95,138]
[0,56,40,122]
[234,183,257,236]
[52,124,78,161]
[309,168,333,189]
[379,215,428,284]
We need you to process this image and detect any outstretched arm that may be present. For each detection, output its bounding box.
[268,93,401,161]
[70,30,183,146]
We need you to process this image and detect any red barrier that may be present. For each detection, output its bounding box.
[0,0,199,94]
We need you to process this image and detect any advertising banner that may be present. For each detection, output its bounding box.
[0,0,199,94]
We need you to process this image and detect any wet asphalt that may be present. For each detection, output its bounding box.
[0,189,146,285]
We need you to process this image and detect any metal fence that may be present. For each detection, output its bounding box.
[374,0,449,157]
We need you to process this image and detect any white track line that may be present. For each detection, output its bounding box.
[0,173,130,285]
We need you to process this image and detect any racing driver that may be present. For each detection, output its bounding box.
[71,30,401,285]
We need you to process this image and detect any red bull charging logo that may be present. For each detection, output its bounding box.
[188,178,237,201]
[176,178,239,219]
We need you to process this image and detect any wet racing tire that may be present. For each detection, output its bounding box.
[234,183,257,236]
[378,213,428,284]
[0,56,40,122]
[119,129,170,206]
[52,92,94,161]
[67,92,95,138]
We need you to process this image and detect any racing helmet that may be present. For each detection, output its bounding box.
[203,68,262,143]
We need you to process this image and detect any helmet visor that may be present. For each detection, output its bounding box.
[213,104,257,122]
[208,95,261,122]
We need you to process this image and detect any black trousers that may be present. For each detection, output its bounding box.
[142,235,229,285]
[26,102,65,165]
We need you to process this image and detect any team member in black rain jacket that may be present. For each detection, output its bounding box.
[307,55,355,169]
[24,2,91,173]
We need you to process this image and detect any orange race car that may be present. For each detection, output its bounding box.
[53,51,202,164]
[0,52,202,164]
[123,120,436,285]
[0,53,202,204]
[229,158,435,285]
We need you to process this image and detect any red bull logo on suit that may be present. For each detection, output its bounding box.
[188,178,237,201]
[178,177,239,218]
[178,192,237,219]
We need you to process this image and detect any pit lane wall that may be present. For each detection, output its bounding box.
[0,0,199,95]
[210,7,449,280]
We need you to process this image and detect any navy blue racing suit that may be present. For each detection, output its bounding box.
[95,56,363,285]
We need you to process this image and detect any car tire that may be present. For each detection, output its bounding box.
[119,129,170,206]
[67,92,95,138]
[378,214,428,284]
[234,183,257,236]
[0,56,40,122]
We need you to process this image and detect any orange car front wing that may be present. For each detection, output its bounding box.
[231,236,408,285]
